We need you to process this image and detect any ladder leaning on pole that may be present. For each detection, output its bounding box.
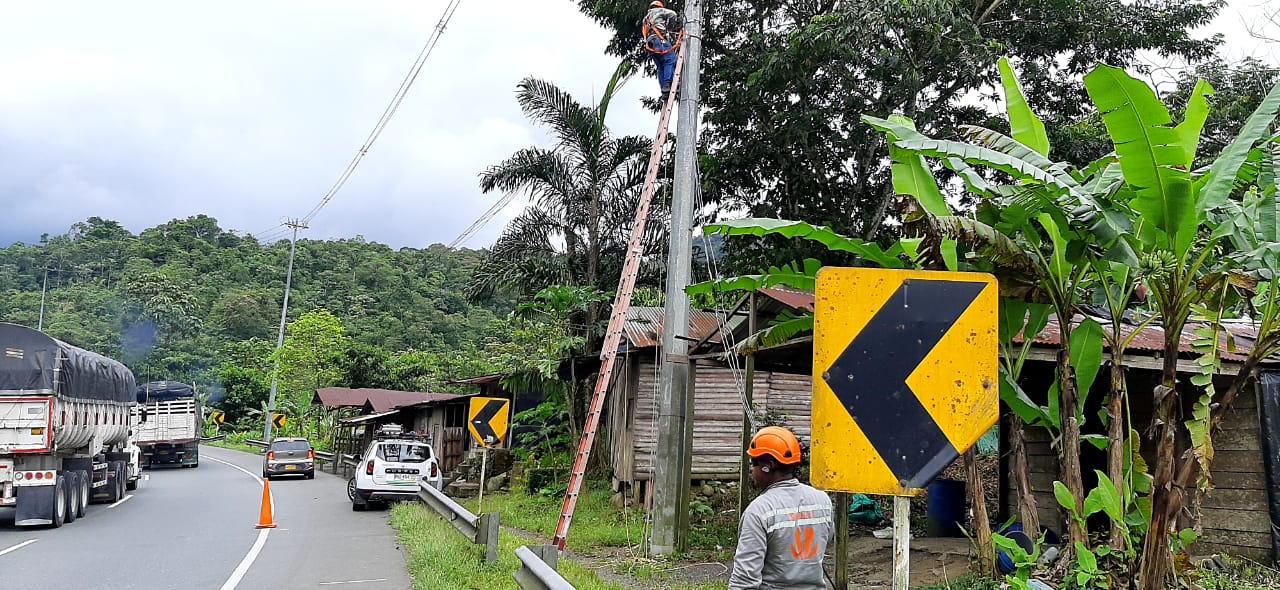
[552,37,688,551]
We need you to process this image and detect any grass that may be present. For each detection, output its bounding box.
[391,501,624,590]
[917,574,1002,590]
[204,439,258,454]
[459,482,649,551]
[1195,554,1280,590]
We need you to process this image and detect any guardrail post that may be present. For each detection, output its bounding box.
[513,545,573,590]
[477,512,501,564]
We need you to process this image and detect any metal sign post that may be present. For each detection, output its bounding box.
[810,267,998,588]
[478,447,489,514]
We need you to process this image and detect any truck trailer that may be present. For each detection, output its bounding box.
[0,323,142,527]
[133,381,202,468]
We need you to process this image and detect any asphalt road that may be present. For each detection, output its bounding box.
[0,446,412,590]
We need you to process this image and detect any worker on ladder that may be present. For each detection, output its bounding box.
[643,1,682,101]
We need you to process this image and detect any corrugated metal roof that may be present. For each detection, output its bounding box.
[313,387,457,413]
[624,307,724,349]
[756,287,816,312]
[1015,315,1271,364]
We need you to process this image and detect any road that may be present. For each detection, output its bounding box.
[0,446,412,590]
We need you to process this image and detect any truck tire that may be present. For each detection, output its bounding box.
[63,476,78,524]
[114,462,127,499]
[104,462,123,503]
[50,478,67,528]
[76,471,89,517]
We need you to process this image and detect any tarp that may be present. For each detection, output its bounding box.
[0,322,136,404]
[136,381,196,403]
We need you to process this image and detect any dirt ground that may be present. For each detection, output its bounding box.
[843,536,975,589]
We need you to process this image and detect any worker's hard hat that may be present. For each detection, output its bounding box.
[747,426,802,465]
[649,1,664,8]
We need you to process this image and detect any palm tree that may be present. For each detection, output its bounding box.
[469,65,656,333]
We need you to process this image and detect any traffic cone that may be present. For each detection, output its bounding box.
[255,478,277,529]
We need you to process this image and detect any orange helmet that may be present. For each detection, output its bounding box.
[649,1,664,7]
[747,426,802,465]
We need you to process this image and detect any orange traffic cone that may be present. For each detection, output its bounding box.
[255,478,277,529]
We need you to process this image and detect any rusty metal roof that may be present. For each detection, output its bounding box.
[624,307,724,349]
[757,287,816,312]
[313,387,458,413]
[1015,315,1272,364]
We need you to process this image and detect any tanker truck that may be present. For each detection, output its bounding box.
[134,381,202,468]
[0,323,142,527]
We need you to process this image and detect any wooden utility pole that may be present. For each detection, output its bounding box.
[650,0,702,556]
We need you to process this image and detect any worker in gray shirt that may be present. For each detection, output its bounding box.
[642,1,682,99]
[730,426,835,589]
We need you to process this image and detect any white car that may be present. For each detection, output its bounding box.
[351,425,443,511]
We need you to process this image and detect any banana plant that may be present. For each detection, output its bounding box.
[1083,64,1280,590]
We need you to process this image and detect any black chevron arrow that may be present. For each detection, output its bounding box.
[823,279,985,489]
[471,400,506,445]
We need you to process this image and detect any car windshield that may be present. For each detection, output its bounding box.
[271,440,311,452]
[377,443,430,463]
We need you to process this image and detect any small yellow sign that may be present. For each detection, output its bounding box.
[209,411,226,425]
[272,413,287,429]
[467,397,510,448]
[811,267,998,496]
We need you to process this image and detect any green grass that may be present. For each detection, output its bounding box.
[1196,554,1280,590]
[916,574,1002,590]
[204,440,257,454]
[460,483,649,551]
[391,501,624,590]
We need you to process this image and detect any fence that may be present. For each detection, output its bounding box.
[417,479,501,563]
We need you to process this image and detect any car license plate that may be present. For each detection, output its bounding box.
[285,465,297,470]
[391,473,415,481]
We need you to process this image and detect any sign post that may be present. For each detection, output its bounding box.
[467,397,511,513]
[811,267,998,589]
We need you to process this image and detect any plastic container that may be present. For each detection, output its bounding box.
[925,479,966,537]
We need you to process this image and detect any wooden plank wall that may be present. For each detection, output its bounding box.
[1002,422,1063,533]
[615,359,808,482]
[1195,385,1271,562]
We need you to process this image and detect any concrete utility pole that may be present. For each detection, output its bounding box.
[37,267,49,331]
[650,0,702,556]
[263,220,307,443]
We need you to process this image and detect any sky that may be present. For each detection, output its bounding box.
[0,1,1275,251]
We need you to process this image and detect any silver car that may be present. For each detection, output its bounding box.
[262,438,315,479]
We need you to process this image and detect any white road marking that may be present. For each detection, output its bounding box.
[318,580,390,586]
[108,494,134,508]
[0,539,37,557]
[206,454,275,590]
[218,528,270,590]
[206,455,274,513]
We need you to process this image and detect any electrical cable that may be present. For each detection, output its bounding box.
[282,0,463,230]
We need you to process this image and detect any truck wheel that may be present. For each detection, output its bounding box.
[63,476,78,524]
[50,478,67,528]
[76,471,89,517]
[115,463,127,499]
[104,463,123,503]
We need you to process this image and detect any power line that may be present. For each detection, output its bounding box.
[252,0,463,239]
[448,191,519,248]
[298,0,463,226]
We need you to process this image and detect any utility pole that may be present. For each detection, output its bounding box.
[37,267,49,331]
[650,0,702,556]
[263,220,307,443]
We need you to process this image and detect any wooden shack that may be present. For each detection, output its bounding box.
[1004,316,1280,563]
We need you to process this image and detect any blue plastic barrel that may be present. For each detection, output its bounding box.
[925,479,966,537]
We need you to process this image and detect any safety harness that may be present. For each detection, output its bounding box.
[643,13,682,55]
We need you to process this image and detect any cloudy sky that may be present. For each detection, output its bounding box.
[0,1,1274,250]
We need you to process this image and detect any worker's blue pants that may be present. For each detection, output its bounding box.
[649,40,677,92]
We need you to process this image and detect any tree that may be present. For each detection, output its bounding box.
[470,63,655,335]
[577,0,1221,272]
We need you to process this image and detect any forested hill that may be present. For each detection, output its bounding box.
[0,215,515,393]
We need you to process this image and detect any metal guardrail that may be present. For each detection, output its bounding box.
[247,439,268,448]
[513,545,574,590]
[417,480,500,563]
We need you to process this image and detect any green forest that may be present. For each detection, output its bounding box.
[0,215,530,430]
